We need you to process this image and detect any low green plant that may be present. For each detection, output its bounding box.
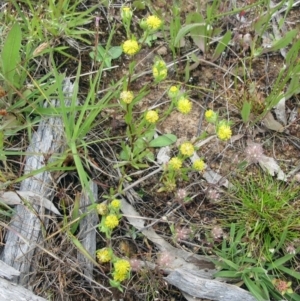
[213,173,300,300]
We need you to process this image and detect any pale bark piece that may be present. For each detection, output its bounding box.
[165,268,257,301]
[77,181,99,279]
[262,111,284,132]
[258,154,286,181]
[0,191,61,215]
[120,197,215,277]
[0,277,47,301]
[0,78,74,286]
[0,260,20,279]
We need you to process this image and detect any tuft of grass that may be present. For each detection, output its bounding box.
[212,171,300,300]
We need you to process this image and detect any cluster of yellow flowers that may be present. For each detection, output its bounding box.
[167,142,205,176]
[168,86,193,114]
[96,249,131,283]
[121,7,162,56]
[152,59,168,82]
[113,259,131,282]
[97,199,122,238]
[217,124,232,141]
[205,109,232,141]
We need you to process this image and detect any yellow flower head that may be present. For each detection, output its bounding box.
[113,259,131,282]
[121,6,132,19]
[114,259,131,274]
[217,124,232,141]
[120,90,134,104]
[152,67,167,79]
[96,248,111,263]
[205,109,217,123]
[168,85,179,99]
[180,142,194,157]
[169,157,182,170]
[193,159,206,171]
[122,39,139,55]
[110,199,121,209]
[96,203,108,216]
[177,97,192,114]
[152,59,167,81]
[104,214,119,229]
[113,271,128,282]
[146,15,162,30]
[145,110,159,123]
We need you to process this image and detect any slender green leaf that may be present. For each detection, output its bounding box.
[174,23,206,47]
[243,276,266,301]
[277,265,300,280]
[267,253,295,270]
[264,29,297,53]
[1,23,22,87]
[212,31,231,61]
[149,134,177,147]
[241,101,252,123]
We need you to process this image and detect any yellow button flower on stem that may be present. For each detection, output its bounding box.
[169,157,182,170]
[146,15,162,30]
[120,91,134,104]
[217,124,232,141]
[121,6,132,20]
[145,110,159,123]
[193,159,206,171]
[113,259,131,282]
[122,39,139,55]
[177,97,192,114]
[96,203,108,216]
[168,85,179,98]
[111,199,121,209]
[180,142,194,156]
[104,214,119,229]
[96,248,111,263]
[205,109,217,123]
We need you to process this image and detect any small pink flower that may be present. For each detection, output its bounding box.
[156,251,174,268]
[129,259,142,271]
[211,226,224,240]
[176,188,187,200]
[245,142,264,163]
[206,188,220,202]
[175,227,191,241]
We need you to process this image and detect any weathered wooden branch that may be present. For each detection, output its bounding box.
[165,268,257,301]
[77,181,99,279]
[0,277,47,301]
[0,78,73,287]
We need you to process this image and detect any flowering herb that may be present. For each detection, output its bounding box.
[169,157,182,170]
[122,39,139,55]
[217,124,232,141]
[145,110,159,123]
[180,142,194,157]
[145,15,162,31]
[177,97,192,114]
[120,91,134,104]
[96,248,112,263]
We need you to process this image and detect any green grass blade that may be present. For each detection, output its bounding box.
[212,31,231,62]
[1,23,22,88]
